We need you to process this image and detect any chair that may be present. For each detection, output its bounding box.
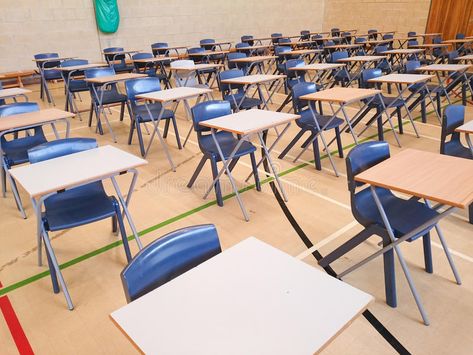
[200,39,225,61]
[170,60,200,87]
[300,30,310,41]
[151,42,169,56]
[374,46,391,73]
[331,28,341,37]
[283,59,306,93]
[125,77,182,156]
[132,52,171,88]
[368,29,378,40]
[342,32,352,44]
[440,105,473,223]
[217,69,262,110]
[354,37,367,55]
[271,33,283,45]
[84,67,131,132]
[187,48,218,83]
[278,38,292,46]
[329,51,350,86]
[319,141,436,308]
[456,33,465,40]
[278,82,344,170]
[121,224,222,302]
[432,37,448,62]
[274,46,293,74]
[34,53,63,105]
[407,31,417,37]
[28,138,134,306]
[241,35,254,46]
[187,100,260,206]
[0,102,46,218]
[103,47,134,73]
[227,52,249,73]
[60,59,89,116]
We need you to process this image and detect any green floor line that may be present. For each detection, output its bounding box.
[0,103,450,297]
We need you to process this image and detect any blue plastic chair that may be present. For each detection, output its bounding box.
[331,28,341,37]
[217,69,262,110]
[28,138,134,305]
[278,82,344,170]
[300,30,310,41]
[374,46,391,73]
[319,141,435,308]
[329,51,350,86]
[125,77,181,156]
[278,38,292,46]
[241,35,254,46]
[121,224,222,302]
[84,67,131,132]
[187,101,260,206]
[368,29,378,40]
[200,39,225,61]
[103,47,134,73]
[271,33,283,45]
[274,46,293,74]
[0,103,46,217]
[132,52,171,88]
[227,52,249,73]
[34,53,62,104]
[407,31,416,37]
[283,59,306,93]
[60,59,89,115]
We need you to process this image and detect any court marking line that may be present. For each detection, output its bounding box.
[0,99,469,298]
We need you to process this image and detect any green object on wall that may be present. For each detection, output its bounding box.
[94,0,120,33]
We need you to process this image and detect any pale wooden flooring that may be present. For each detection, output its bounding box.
[0,78,472,354]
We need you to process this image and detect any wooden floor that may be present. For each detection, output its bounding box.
[1,79,472,355]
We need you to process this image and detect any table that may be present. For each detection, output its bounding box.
[337,55,388,86]
[200,109,298,220]
[220,74,286,111]
[0,70,36,88]
[135,87,213,164]
[416,64,473,104]
[103,49,141,64]
[228,55,277,75]
[10,145,147,310]
[0,88,31,102]
[152,45,188,56]
[288,63,346,89]
[394,37,418,48]
[364,73,438,140]
[170,63,223,88]
[85,73,147,142]
[188,50,230,64]
[455,54,473,62]
[280,48,322,63]
[343,148,473,325]
[0,108,74,218]
[381,48,424,67]
[455,120,473,155]
[236,44,273,56]
[111,237,372,354]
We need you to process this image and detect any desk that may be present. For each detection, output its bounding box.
[344,148,473,325]
[170,63,223,88]
[297,88,383,172]
[200,109,298,220]
[381,48,424,66]
[228,55,277,75]
[337,55,387,86]
[111,237,372,355]
[10,145,147,309]
[236,44,273,56]
[85,73,146,142]
[394,37,418,48]
[152,45,188,56]
[288,63,346,89]
[455,54,473,63]
[0,88,31,102]
[280,48,321,63]
[220,74,286,111]
[135,87,213,164]
[0,70,35,88]
[455,120,473,155]
[0,108,74,218]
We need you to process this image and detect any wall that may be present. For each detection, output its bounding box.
[323,0,431,36]
[0,0,325,72]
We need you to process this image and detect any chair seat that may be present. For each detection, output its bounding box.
[370,95,405,108]
[355,187,438,238]
[298,109,344,130]
[94,89,128,104]
[224,93,262,110]
[112,64,135,73]
[134,103,174,122]
[68,79,89,92]
[43,182,116,231]
[444,141,473,160]
[3,134,47,167]
[200,131,256,160]
[44,70,63,80]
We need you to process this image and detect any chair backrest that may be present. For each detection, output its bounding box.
[0,82,3,106]
[34,53,60,69]
[132,52,153,60]
[440,105,465,154]
[125,77,161,103]
[285,59,305,80]
[241,35,254,46]
[0,102,39,117]
[407,39,419,47]
[61,59,88,67]
[151,42,169,56]
[354,37,366,44]
[121,224,222,303]
[191,100,231,132]
[300,30,310,40]
[275,46,292,56]
[331,28,340,37]
[405,60,420,73]
[103,47,125,62]
[383,34,394,40]
[271,33,283,44]
[448,50,459,63]
[278,38,292,46]
[171,59,195,68]
[346,141,390,193]
[292,82,316,113]
[329,50,348,63]
[227,52,247,69]
[188,47,205,54]
[217,69,245,95]
[407,31,416,37]
[360,68,382,88]
[200,38,216,50]
[84,67,116,79]
[132,52,154,71]
[28,138,97,164]
[375,45,388,54]
[235,42,250,49]
[456,33,465,39]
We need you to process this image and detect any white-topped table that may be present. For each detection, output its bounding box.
[200,109,298,220]
[111,237,372,355]
[169,63,223,88]
[10,145,147,310]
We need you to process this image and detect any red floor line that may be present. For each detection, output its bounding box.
[0,281,34,355]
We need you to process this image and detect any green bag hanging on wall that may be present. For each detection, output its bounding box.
[94,0,120,33]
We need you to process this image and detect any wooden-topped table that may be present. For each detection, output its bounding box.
[10,145,147,310]
[228,55,277,75]
[455,54,473,62]
[288,63,346,89]
[0,70,35,88]
[134,87,213,162]
[236,44,273,56]
[132,56,178,64]
[170,63,223,88]
[455,120,473,155]
[0,87,31,102]
[381,48,424,65]
[337,55,388,85]
[199,109,299,220]
[111,237,373,354]
[342,148,473,325]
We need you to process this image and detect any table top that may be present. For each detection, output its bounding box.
[33,56,76,62]
[0,108,74,133]
[58,63,109,71]
[394,37,418,41]
[443,39,473,44]
[417,64,471,72]
[355,148,473,209]
[228,55,277,63]
[238,44,274,50]
[381,48,424,55]
[0,87,31,98]
[10,145,147,198]
[187,50,229,56]
[415,33,442,37]
[280,49,321,55]
[154,45,188,51]
[368,73,434,84]
[136,87,212,103]
[411,44,449,48]
[325,44,362,49]
[455,120,473,134]
[337,55,386,62]
[110,237,373,355]
[220,74,285,85]
[288,63,345,71]
[133,56,178,63]
[199,109,299,135]
[84,73,147,84]
[170,63,223,71]
[366,39,394,45]
[103,50,141,55]
[456,54,473,61]
[300,87,381,104]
